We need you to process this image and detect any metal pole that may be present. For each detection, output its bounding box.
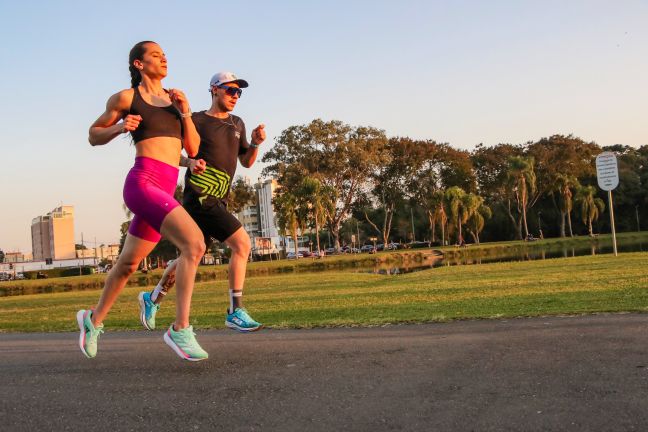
[608,190,617,256]
[410,208,416,242]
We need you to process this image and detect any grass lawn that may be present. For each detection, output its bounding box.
[1,251,646,332]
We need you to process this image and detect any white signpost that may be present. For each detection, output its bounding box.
[595,152,619,256]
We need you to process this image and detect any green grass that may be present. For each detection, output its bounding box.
[1,251,647,332]
[3,231,646,297]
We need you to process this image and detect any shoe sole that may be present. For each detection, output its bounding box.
[76,310,92,359]
[163,330,208,362]
[225,320,264,333]
[138,292,153,331]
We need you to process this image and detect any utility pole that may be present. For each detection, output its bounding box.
[79,232,84,276]
[410,207,416,242]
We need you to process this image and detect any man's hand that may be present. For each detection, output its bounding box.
[251,124,266,145]
[189,158,206,175]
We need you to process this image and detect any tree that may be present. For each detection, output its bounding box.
[551,174,580,238]
[361,137,428,246]
[298,176,335,254]
[273,188,301,255]
[464,194,491,244]
[506,156,537,239]
[263,119,389,250]
[576,185,605,237]
[229,176,256,214]
[0,250,4,263]
[471,143,524,241]
[445,186,467,244]
[527,135,599,236]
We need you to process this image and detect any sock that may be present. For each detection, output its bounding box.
[151,284,167,302]
[229,289,243,314]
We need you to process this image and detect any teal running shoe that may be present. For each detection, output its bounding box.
[225,308,263,332]
[138,291,160,330]
[163,325,208,361]
[76,309,104,359]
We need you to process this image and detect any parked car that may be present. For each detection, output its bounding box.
[286,252,304,259]
[360,244,374,253]
[408,241,431,249]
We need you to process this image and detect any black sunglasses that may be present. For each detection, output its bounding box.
[217,84,243,98]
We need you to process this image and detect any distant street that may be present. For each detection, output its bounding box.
[2,314,648,431]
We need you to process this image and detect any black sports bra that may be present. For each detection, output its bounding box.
[128,87,182,143]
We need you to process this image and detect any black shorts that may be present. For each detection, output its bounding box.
[185,199,242,244]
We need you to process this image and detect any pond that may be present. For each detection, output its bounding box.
[359,239,646,275]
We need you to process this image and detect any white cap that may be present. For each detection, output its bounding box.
[209,72,249,89]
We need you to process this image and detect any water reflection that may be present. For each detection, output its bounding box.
[363,240,645,275]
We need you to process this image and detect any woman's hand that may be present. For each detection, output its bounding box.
[121,114,142,133]
[168,88,191,115]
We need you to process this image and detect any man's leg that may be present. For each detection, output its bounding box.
[138,259,177,330]
[224,227,263,332]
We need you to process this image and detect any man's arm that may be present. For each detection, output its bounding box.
[180,155,207,175]
[239,123,266,168]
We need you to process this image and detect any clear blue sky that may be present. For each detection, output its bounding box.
[0,0,646,253]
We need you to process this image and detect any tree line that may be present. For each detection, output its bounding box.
[262,119,648,252]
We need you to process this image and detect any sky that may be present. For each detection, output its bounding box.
[0,0,646,253]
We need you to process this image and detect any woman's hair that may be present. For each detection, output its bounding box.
[128,41,156,88]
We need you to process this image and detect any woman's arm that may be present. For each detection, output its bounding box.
[88,90,140,146]
[168,88,200,157]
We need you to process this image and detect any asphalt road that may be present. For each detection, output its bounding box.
[2,314,648,431]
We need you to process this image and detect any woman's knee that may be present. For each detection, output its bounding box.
[113,258,140,277]
[179,237,206,263]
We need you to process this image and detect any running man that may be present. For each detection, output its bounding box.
[139,71,266,333]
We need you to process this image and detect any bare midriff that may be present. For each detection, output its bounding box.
[135,137,182,167]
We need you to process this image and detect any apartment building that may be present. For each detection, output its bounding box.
[31,205,75,260]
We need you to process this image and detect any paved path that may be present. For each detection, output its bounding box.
[2,314,648,431]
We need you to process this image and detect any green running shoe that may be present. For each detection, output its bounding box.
[138,291,159,330]
[225,308,263,332]
[163,325,208,361]
[76,309,104,359]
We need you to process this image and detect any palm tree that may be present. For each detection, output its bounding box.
[576,185,605,237]
[445,186,467,244]
[464,194,491,244]
[298,177,334,255]
[426,190,447,245]
[553,174,579,237]
[273,190,300,256]
[507,156,536,239]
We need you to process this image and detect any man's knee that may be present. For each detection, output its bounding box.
[231,232,251,256]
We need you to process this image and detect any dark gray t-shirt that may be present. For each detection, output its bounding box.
[183,111,249,207]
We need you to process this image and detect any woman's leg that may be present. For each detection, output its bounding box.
[92,233,157,326]
[159,206,205,330]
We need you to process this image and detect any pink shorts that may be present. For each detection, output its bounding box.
[123,157,180,242]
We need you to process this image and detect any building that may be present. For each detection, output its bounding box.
[4,251,25,263]
[31,205,75,260]
[235,177,260,236]
[256,178,279,239]
[76,244,120,263]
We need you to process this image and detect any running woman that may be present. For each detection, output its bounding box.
[139,72,265,333]
[78,41,209,361]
